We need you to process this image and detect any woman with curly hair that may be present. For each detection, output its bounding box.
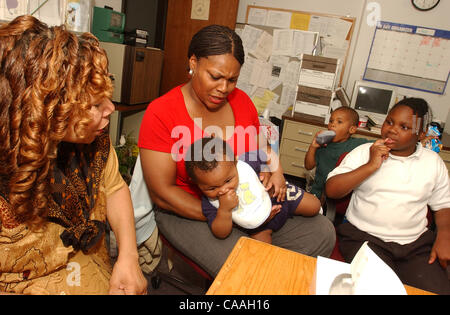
[0,15,147,295]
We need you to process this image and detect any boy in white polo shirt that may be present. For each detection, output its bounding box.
[326,98,450,294]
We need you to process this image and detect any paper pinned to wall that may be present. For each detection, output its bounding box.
[0,0,29,21]
[308,15,352,43]
[250,30,273,61]
[280,60,301,86]
[269,55,289,85]
[265,9,291,29]
[280,84,298,107]
[251,88,279,113]
[29,0,64,26]
[293,30,317,57]
[191,0,210,21]
[249,59,272,88]
[241,25,263,55]
[247,6,267,26]
[290,12,311,31]
[272,29,294,56]
[272,29,318,58]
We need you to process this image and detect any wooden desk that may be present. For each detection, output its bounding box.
[206,237,434,295]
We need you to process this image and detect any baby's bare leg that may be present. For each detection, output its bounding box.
[251,229,273,244]
[294,192,321,216]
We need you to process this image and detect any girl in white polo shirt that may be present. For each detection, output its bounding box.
[326,98,450,295]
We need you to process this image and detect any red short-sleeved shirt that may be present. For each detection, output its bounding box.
[138,85,260,198]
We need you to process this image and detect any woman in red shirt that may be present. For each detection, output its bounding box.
[138,25,335,277]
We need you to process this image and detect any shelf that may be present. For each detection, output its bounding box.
[114,103,148,112]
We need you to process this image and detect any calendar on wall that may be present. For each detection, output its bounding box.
[364,21,450,95]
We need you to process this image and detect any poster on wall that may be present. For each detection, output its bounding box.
[65,0,92,32]
[364,21,450,94]
[0,0,29,21]
[1,0,91,31]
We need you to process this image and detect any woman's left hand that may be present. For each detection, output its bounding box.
[259,171,271,188]
[265,171,287,203]
[109,254,148,295]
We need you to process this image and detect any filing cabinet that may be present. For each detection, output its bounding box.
[280,119,326,178]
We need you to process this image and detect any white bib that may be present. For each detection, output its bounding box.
[208,160,271,229]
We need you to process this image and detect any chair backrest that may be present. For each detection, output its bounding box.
[331,152,351,215]
[159,233,213,281]
[130,154,156,246]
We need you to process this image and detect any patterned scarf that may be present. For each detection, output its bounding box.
[47,133,110,254]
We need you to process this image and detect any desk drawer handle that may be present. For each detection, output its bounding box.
[297,130,312,136]
[291,162,304,168]
[295,147,308,152]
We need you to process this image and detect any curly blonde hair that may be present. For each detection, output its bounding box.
[0,15,113,227]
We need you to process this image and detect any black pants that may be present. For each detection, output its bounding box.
[337,222,450,295]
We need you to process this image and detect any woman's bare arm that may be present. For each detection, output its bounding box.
[139,148,205,220]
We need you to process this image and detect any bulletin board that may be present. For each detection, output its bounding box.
[234,5,355,119]
[364,21,450,95]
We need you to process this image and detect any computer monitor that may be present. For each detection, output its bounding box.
[350,80,397,125]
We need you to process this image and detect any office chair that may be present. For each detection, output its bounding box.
[325,152,351,262]
[325,152,351,225]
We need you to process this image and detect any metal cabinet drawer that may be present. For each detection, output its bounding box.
[280,154,306,178]
[282,120,325,142]
[280,138,309,158]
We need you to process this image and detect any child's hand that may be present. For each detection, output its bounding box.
[368,138,391,169]
[263,204,282,224]
[218,189,239,211]
[259,171,271,188]
[428,230,450,269]
[265,172,287,203]
[311,130,324,148]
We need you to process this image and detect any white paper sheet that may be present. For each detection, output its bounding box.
[241,25,263,54]
[265,10,292,29]
[280,84,298,107]
[237,56,256,86]
[272,29,317,57]
[250,31,273,61]
[280,60,300,86]
[293,31,318,57]
[314,242,407,295]
[247,7,267,26]
[309,15,351,43]
[267,100,291,119]
[1,0,29,21]
[272,29,294,56]
[249,59,272,88]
